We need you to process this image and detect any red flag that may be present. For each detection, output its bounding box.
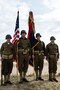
[28,11,35,47]
[28,11,35,66]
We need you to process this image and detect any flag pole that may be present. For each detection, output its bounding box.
[31,40,35,77]
[16,41,19,82]
[16,10,19,82]
[13,10,19,82]
[1,58,3,85]
[28,11,36,78]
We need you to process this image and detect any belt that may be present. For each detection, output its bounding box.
[18,49,24,52]
[2,54,13,59]
[49,54,56,56]
[34,51,39,53]
[23,49,30,54]
[18,49,30,54]
[34,51,44,55]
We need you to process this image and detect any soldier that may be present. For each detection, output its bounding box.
[46,36,59,82]
[32,33,45,81]
[1,34,15,86]
[17,30,31,83]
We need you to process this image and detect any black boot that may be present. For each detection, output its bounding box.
[19,72,23,84]
[22,78,29,82]
[49,78,53,82]
[39,70,44,81]
[19,78,23,84]
[7,74,13,85]
[22,72,29,83]
[53,73,58,82]
[36,77,39,81]
[3,82,7,86]
[38,77,44,81]
[3,75,8,86]
[53,78,58,82]
[49,73,53,82]
[35,70,39,81]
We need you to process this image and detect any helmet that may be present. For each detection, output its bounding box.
[21,30,26,35]
[36,33,41,38]
[50,36,56,40]
[5,34,12,39]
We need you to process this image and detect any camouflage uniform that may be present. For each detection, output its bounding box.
[46,36,59,82]
[1,34,15,85]
[33,33,45,80]
[17,30,31,83]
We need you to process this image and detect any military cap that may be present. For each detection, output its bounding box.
[50,36,56,40]
[5,34,12,39]
[21,30,26,35]
[36,33,41,37]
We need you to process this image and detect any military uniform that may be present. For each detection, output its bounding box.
[33,33,45,81]
[17,30,31,83]
[1,34,15,85]
[46,36,59,82]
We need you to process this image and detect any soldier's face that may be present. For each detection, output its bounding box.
[21,33,26,38]
[6,38,11,42]
[37,36,40,41]
[51,40,54,43]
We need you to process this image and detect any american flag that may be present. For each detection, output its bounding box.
[12,11,20,44]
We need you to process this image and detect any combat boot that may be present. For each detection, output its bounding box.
[53,73,58,82]
[22,78,29,82]
[35,70,39,81]
[3,75,8,86]
[7,74,13,85]
[22,72,29,83]
[49,73,53,82]
[38,70,44,81]
[19,72,23,84]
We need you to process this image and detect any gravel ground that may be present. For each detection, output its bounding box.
[0,75,60,90]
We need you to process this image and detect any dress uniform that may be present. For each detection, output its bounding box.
[33,33,45,81]
[1,34,15,85]
[17,30,31,83]
[46,36,59,82]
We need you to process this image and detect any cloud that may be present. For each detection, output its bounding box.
[43,0,60,9]
[34,0,60,35]
[0,0,30,46]
[34,0,60,22]
[0,0,60,51]
[40,9,60,21]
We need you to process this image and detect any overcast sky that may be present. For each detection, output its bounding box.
[0,0,60,50]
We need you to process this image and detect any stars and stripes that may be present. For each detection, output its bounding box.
[12,11,20,44]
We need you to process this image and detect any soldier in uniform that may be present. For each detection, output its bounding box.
[17,30,31,83]
[1,34,15,85]
[46,36,59,82]
[32,33,45,81]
